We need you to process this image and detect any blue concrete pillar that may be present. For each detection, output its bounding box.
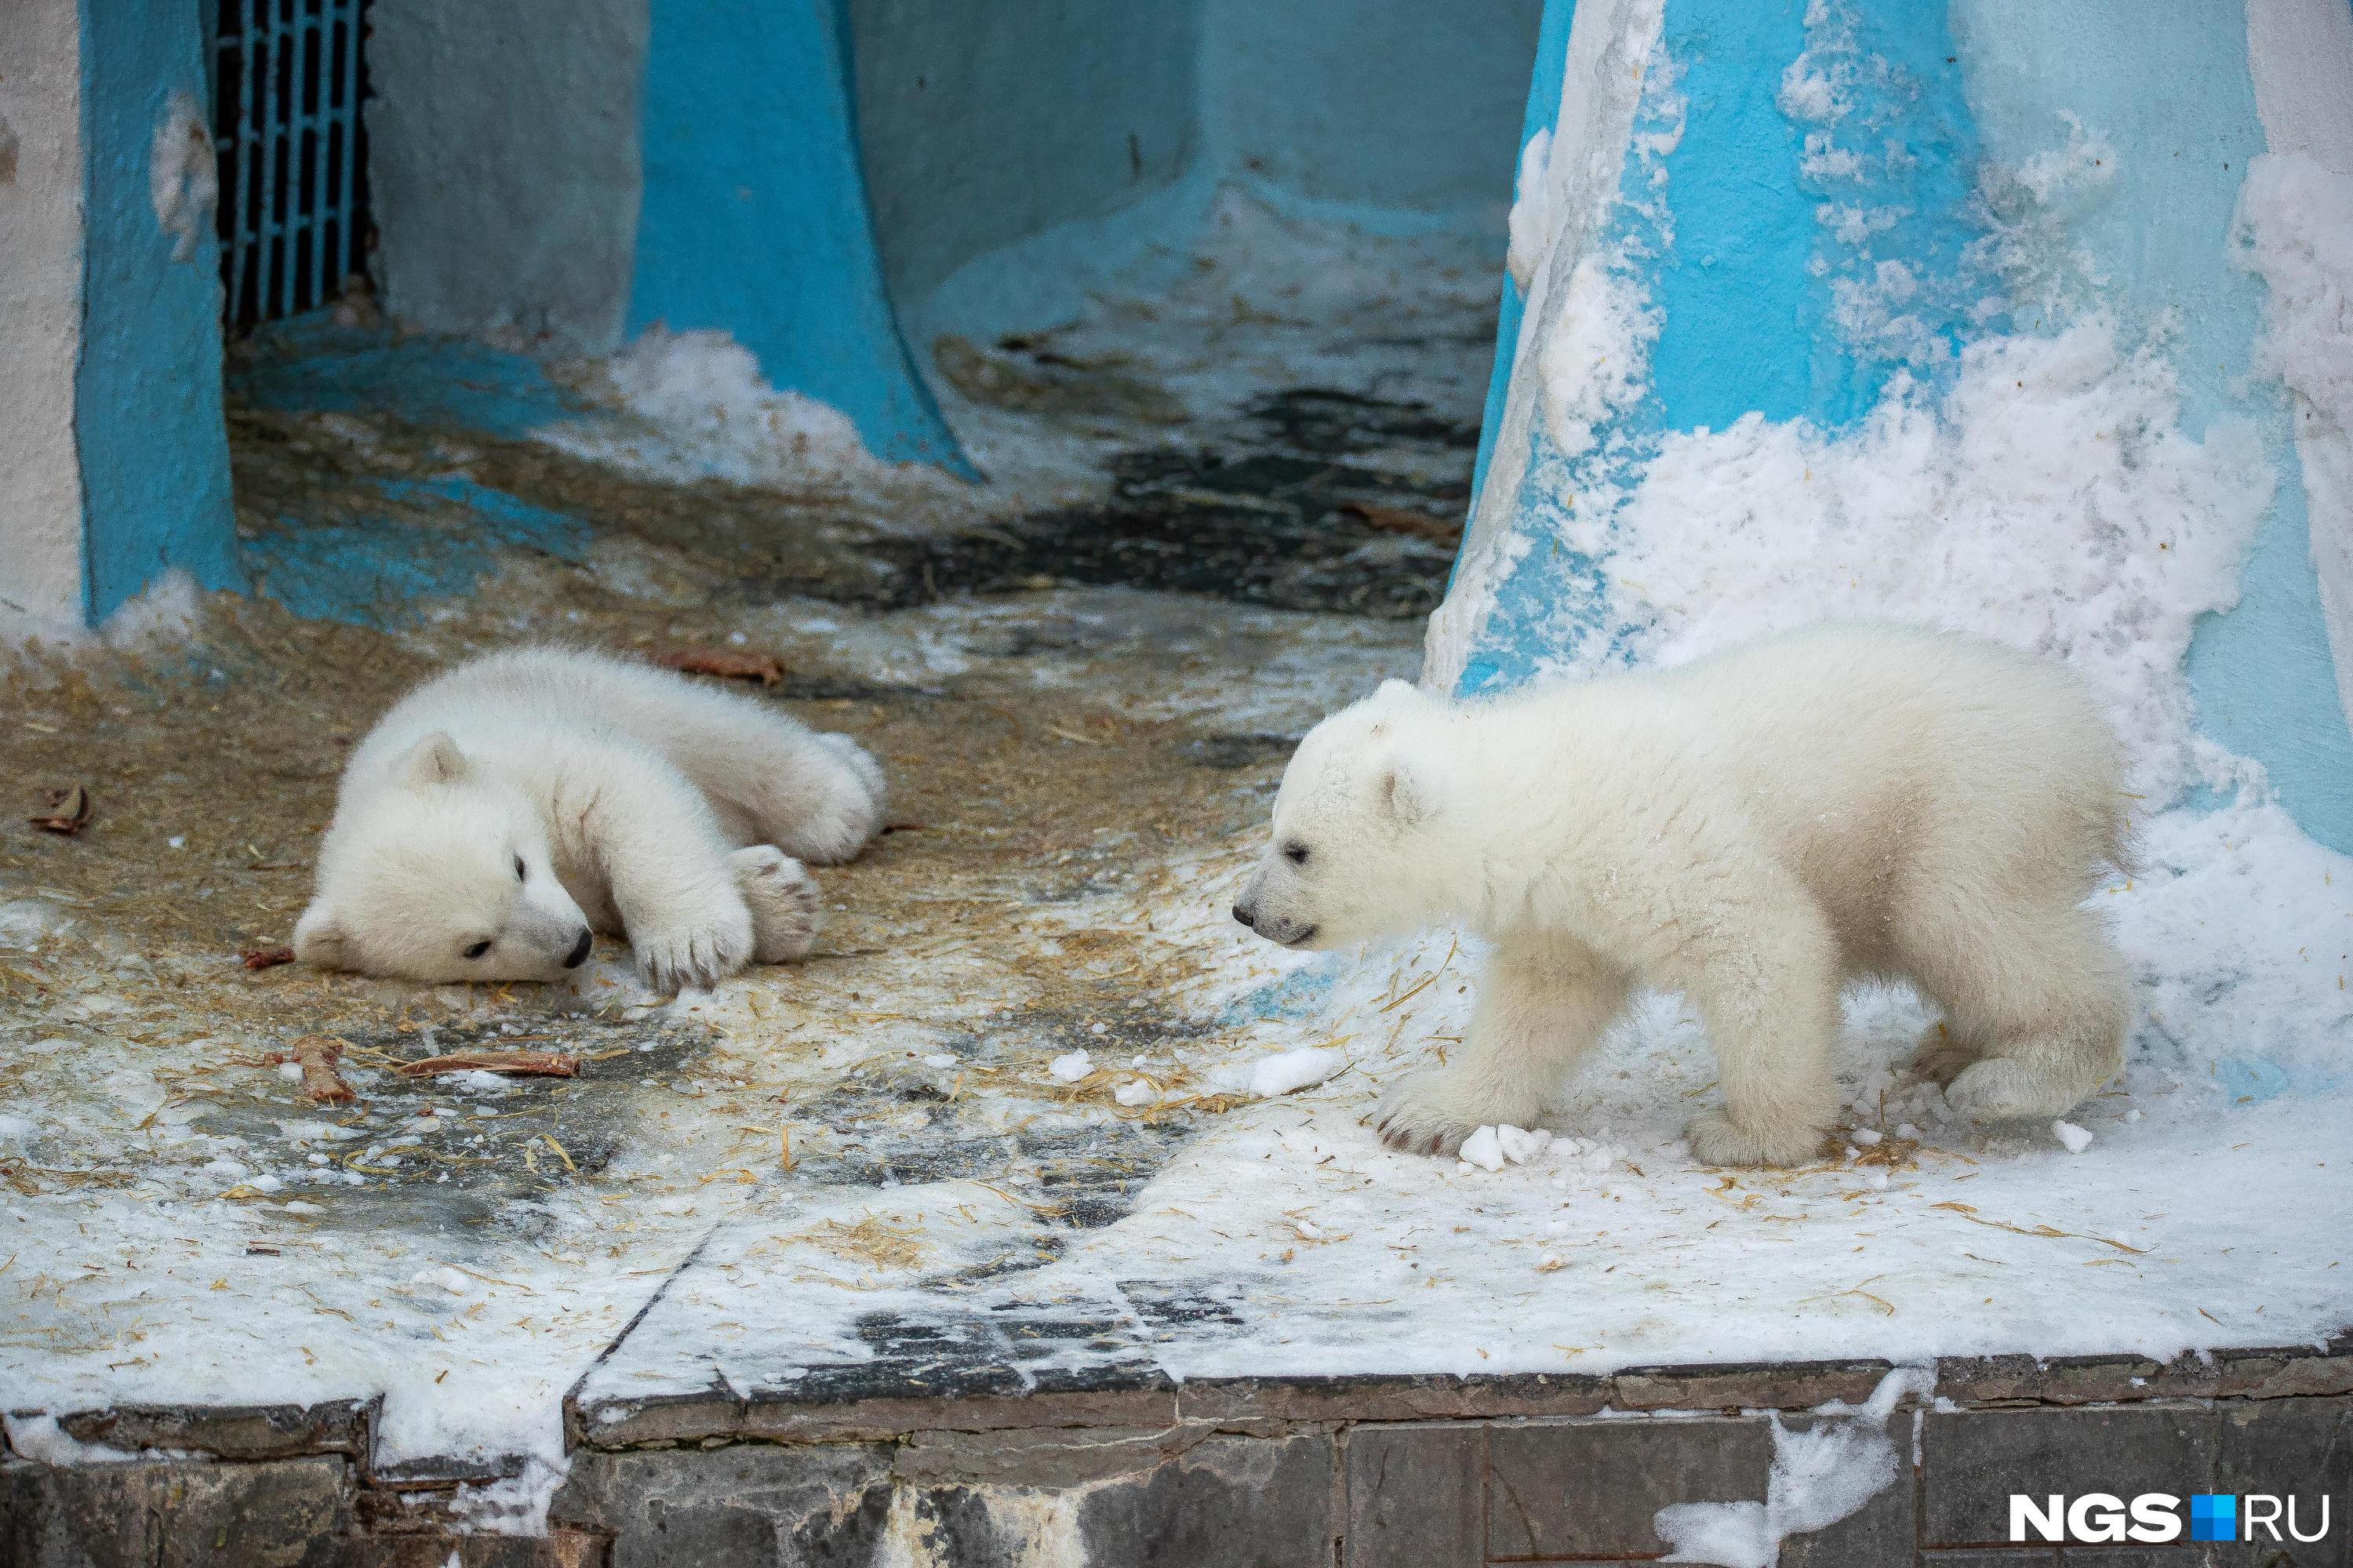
[1441,0,2353,852]
[629,0,971,472]
[0,0,241,631]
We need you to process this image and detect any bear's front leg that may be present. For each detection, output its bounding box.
[733,846,820,962]
[556,750,755,991]
[1375,941,1630,1157]
[1677,903,1842,1167]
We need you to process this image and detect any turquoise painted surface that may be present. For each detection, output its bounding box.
[1953,0,2351,850]
[241,476,589,628]
[228,320,589,436]
[75,0,242,621]
[630,0,969,473]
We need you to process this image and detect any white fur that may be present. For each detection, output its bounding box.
[1235,624,2133,1167]
[295,646,886,991]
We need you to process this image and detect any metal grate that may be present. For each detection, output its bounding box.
[209,0,373,332]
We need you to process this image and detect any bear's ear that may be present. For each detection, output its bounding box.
[1380,758,1439,828]
[396,732,469,788]
[1373,678,1424,705]
[293,904,352,970]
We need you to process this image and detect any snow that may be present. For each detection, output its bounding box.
[1459,1125,1507,1173]
[1657,1368,1933,1566]
[2052,1120,2094,1155]
[535,327,907,492]
[1047,1050,1093,1082]
[1245,1046,1345,1098]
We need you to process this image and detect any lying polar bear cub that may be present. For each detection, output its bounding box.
[296,646,886,991]
[1233,624,2133,1166]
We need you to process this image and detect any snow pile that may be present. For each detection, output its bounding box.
[1459,1123,1553,1172]
[536,327,896,491]
[1611,321,2268,799]
[1656,1368,1934,1566]
[1243,1046,1345,1098]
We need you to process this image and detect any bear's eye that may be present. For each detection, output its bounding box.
[1282,841,1310,866]
[513,854,527,882]
[462,940,492,960]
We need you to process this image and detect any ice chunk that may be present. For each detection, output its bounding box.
[1247,1047,1343,1098]
[1459,1126,1506,1172]
[1497,1125,1553,1165]
[1048,1050,1093,1082]
[2052,1119,2094,1154]
[1114,1079,1155,1108]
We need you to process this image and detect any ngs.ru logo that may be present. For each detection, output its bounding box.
[2012,1491,2332,1544]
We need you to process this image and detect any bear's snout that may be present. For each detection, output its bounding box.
[563,929,594,969]
[1231,901,1257,930]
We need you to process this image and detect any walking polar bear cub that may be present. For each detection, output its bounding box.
[1233,624,2133,1166]
[295,648,886,991]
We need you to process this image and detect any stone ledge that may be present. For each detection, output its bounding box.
[571,1384,1183,1448]
[49,1397,376,1463]
[566,1336,2353,1449]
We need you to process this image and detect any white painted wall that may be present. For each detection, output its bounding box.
[0,0,86,631]
[368,0,648,351]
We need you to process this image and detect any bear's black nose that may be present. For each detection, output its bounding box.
[564,929,593,968]
[1231,903,1256,930]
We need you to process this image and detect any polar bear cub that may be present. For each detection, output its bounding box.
[1232,624,2133,1166]
[295,646,887,991]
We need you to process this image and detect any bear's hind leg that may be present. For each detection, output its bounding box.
[1905,1020,1984,1088]
[1681,901,1842,1167]
[664,707,886,867]
[1375,941,1629,1158]
[733,846,820,963]
[1911,904,2129,1122]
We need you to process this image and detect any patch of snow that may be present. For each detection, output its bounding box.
[1246,1046,1345,1098]
[1,1413,144,1466]
[1657,1367,1935,1566]
[536,328,900,492]
[0,900,74,949]
[2052,1120,2094,1155]
[1611,319,2268,802]
[1047,1050,1093,1083]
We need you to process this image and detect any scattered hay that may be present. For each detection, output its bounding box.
[397,1050,579,1079]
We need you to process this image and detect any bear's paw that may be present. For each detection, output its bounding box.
[1372,1071,1531,1159]
[1684,1112,1832,1169]
[733,846,820,963]
[631,901,755,992]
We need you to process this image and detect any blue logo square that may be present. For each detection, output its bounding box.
[2189,1493,2236,1543]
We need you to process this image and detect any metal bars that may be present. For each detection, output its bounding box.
[209,0,370,331]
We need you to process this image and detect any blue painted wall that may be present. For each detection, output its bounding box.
[628,0,969,471]
[75,0,242,621]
